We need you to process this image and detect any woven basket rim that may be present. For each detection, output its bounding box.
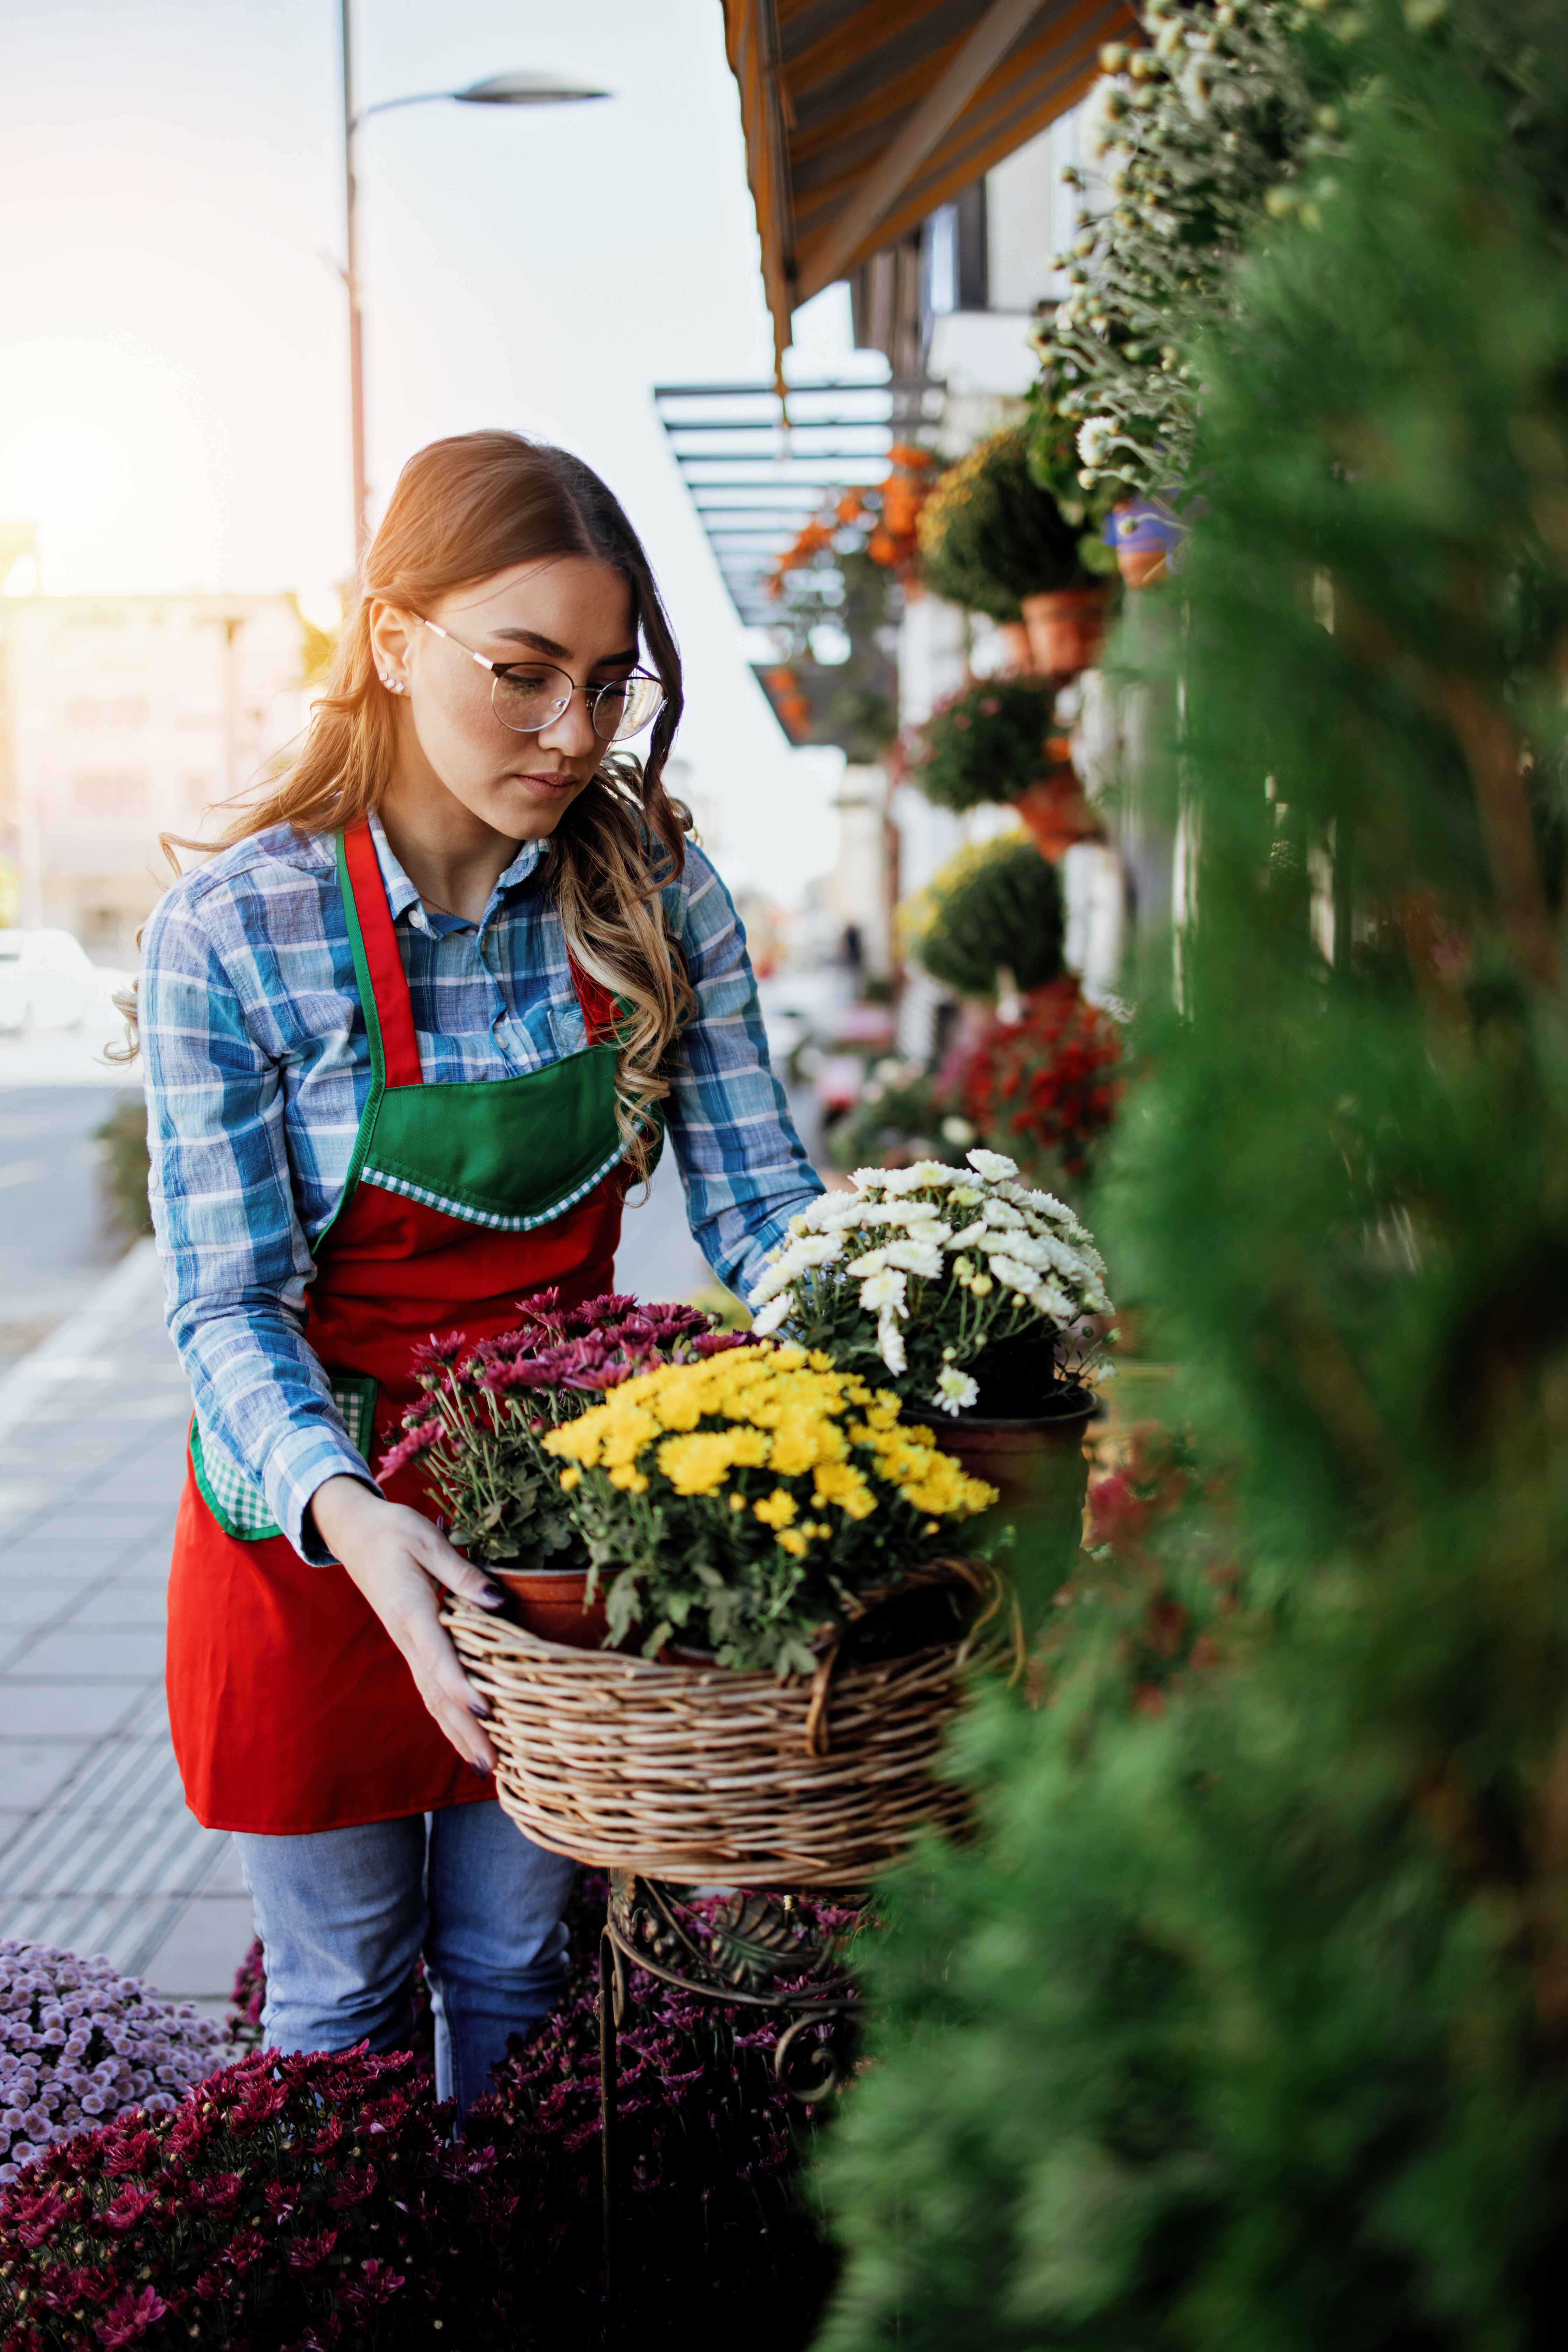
[442,1590,976,1688]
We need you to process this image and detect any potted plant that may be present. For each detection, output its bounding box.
[749,1148,1114,1606]
[909,676,1058,814]
[899,832,1065,1002]
[916,426,1111,678]
[956,978,1124,1196]
[383,1291,744,1647]
[435,1345,1000,1886]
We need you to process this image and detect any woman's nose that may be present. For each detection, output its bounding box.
[534,692,601,761]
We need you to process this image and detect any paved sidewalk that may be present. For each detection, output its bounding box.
[0,1241,251,2015]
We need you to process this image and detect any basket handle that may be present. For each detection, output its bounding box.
[802,1556,1017,1759]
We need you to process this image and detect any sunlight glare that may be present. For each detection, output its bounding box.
[0,420,117,533]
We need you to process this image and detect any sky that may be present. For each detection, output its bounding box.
[0,0,856,897]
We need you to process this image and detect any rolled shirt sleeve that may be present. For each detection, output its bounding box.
[141,888,371,1561]
[660,847,824,1300]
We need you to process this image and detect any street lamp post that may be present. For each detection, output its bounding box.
[339,5,609,568]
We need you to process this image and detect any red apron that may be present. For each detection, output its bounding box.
[167,818,638,1833]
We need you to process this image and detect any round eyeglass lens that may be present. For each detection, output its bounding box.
[490,664,573,734]
[591,672,665,742]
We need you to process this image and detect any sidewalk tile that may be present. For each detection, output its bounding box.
[0,1582,82,1625]
[0,1682,148,1738]
[0,1740,96,1809]
[72,1591,167,1630]
[141,1893,255,2001]
[16,1628,166,1678]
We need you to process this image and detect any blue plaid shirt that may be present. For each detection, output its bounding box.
[141,814,820,1559]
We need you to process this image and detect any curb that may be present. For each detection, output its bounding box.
[0,1237,164,1449]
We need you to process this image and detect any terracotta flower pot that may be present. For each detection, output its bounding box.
[1013,766,1104,861]
[996,619,1035,674]
[934,1395,1097,1583]
[491,1565,609,1651]
[1020,586,1108,679]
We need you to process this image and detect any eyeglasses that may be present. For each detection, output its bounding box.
[413,616,665,743]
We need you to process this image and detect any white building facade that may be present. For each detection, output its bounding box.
[0,594,310,956]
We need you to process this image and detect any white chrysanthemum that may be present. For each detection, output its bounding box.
[748,1260,795,1307]
[850,1168,891,1194]
[986,1253,1043,1296]
[900,1217,953,1247]
[967,1147,1018,1182]
[947,1219,988,1251]
[859,1267,908,1316]
[880,1160,966,1194]
[950,1184,983,1207]
[981,1197,1026,1231]
[882,1240,944,1281]
[933,1367,979,1416]
[781,1232,843,1270]
[877,1310,908,1376]
[1080,70,1126,166]
[849,1245,889,1279]
[986,1230,1050,1269]
[1076,415,1116,470]
[750,1292,794,1337]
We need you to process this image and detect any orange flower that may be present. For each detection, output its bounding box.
[836,489,866,524]
[888,442,933,470]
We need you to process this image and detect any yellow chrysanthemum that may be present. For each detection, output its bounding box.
[753,1488,797,1528]
[657,1427,770,1496]
[812,1460,877,1519]
[557,1464,581,1492]
[776,1528,808,1558]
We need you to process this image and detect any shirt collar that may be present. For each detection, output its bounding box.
[365,809,547,927]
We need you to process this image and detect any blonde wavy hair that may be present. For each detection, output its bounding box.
[134,432,695,1175]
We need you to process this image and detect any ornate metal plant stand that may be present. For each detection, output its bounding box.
[597,1870,864,2319]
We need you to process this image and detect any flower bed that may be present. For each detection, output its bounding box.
[1,1945,223,2189]
[1,1884,839,2350]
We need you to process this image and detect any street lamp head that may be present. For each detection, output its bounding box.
[454,70,611,106]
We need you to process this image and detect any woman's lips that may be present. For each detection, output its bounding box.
[510,771,578,797]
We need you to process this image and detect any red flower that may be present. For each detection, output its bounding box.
[99,2185,156,2234]
[288,2227,340,2271]
[345,2257,406,2309]
[94,2286,167,2346]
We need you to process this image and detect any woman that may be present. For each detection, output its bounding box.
[141,430,821,2112]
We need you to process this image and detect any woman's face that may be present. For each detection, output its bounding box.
[369,556,638,846]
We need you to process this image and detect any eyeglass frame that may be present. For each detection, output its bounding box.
[401,612,666,742]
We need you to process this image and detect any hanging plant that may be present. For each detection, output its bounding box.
[915,428,1091,620]
[761,445,938,761]
[908,677,1063,814]
[899,832,1065,1001]
[1035,0,1350,502]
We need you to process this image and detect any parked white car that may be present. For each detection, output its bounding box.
[0,930,132,1034]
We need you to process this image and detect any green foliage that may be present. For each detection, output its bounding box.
[1039,0,1342,499]
[814,3,1568,2343]
[909,677,1058,813]
[94,1098,153,1240]
[901,833,1065,1000]
[916,429,1087,617]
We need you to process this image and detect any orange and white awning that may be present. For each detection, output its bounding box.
[721,0,1135,365]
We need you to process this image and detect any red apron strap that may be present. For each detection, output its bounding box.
[342,818,423,1090]
[569,958,619,1044]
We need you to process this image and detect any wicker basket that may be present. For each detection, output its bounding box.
[442,1590,980,1888]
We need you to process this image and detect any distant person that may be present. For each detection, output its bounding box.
[138,432,821,2114]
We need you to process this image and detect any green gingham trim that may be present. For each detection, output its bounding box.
[358,1141,629,1233]
[192,1376,379,1544]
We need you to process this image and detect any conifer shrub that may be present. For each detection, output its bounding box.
[814,2,1568,2343]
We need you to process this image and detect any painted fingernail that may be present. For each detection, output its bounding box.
[478,1584,506,1609]
[470,1759,491,1779]
[468,1697,491,1720]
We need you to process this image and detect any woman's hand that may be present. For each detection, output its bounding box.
[310,1476,506,1775]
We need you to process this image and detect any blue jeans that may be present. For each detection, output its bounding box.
[235,1801,577,2116]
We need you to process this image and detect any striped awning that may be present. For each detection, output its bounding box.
[721,0,1134,365]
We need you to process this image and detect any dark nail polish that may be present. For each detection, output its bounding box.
[469,1760,491,1779]
[478,1584,506,1609]
[468,1697,491,1720]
